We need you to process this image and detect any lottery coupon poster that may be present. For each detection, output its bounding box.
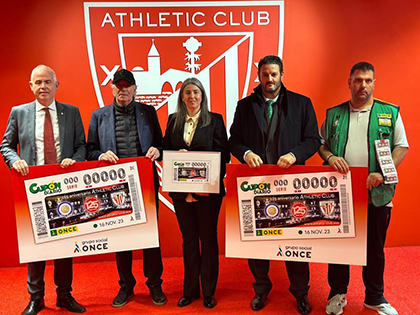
[12,157,159,263]
[162,150,221,193]
[238,172,355,241]
[225,164,369,265]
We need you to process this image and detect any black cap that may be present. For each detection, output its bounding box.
[112,69,136,85]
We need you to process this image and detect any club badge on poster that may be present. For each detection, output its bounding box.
[237,171,355,241]
[24,162,146,244]
[162,151,221,193]
[12,158,159,263]
[225,165,369,266]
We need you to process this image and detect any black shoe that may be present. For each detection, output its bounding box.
[22,298,45,315]
[204,296,217,309]
[251,293,268,311]
[56,295,86,313]
[177,296,195,307]
[296,295,312,314]
[112,288,134,308]
[149,286,167,306]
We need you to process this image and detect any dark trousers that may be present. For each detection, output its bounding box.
[27,258,73,299]
[116,247,164,291]
[116,167,164,292]
[173,194,223,298]
[328,204,391,304]
[248,259,310,298]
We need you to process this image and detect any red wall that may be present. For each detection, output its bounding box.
[1,0,419,267]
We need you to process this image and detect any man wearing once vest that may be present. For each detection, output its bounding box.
[319,62,408,315]
[86,69,166,308]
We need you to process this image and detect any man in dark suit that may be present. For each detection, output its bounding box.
[1,65,86,314]
[229,55,321,314]
[87,69,166,308]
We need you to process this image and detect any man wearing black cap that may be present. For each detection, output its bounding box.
[87,69,166,308]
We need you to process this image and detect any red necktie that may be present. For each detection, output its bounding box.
[43,108,57,164]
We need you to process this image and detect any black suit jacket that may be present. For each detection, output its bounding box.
[163,112,230,199]
[229,84,320,165]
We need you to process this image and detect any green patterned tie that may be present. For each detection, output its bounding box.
[266,100,275,122]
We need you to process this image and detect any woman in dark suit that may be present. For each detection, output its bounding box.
[163,77,230,309]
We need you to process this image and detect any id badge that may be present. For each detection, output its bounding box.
[378,114,392,127]
[374,139,398,184]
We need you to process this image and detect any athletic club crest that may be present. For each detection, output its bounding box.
[84,1,284,210]
[320,200,336,217]
[111,191,126,207]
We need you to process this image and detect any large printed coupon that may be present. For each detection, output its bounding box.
[162,151,221,193]
[237,171,355,240]
[24,162,146,244]
[226,165,368,265]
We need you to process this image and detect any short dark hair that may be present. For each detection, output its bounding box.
[258,55,284,74]
[350,62,375,77]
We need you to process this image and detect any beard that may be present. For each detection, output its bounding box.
[262,81,281,95]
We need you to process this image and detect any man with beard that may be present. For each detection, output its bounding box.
[229,55,321,314]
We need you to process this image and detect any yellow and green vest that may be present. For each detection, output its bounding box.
[324,99,399,207]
